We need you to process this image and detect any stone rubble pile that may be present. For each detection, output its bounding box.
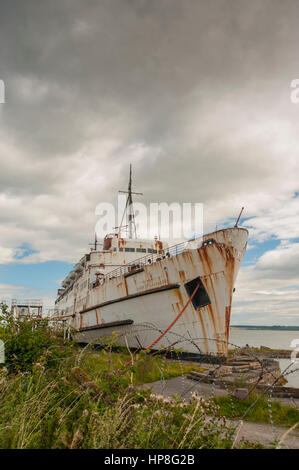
[187,355,292,395]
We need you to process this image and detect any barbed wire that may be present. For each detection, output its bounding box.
[2,319,297,448]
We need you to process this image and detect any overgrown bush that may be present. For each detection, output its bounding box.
[0,303,75,373]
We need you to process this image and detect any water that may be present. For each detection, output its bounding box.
[229,327,299,388]
[229,327,299,351]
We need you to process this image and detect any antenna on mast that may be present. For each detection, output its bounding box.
[119,164,143,239]
[234,207,244,227]
[89,232,100,251]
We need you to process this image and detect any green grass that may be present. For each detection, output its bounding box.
[1,306,298,449]
[78,349,206,386]
[215,395,299,428]
[0,359,231,449]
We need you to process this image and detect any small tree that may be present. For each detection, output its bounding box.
[0,303,66,373]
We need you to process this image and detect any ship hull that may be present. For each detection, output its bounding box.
[71,227,248,357]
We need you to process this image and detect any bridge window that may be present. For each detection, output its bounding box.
[136,248,146,253]
[125,247,135,252]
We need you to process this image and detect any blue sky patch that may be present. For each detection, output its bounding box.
[0,260,73,299]
[14,243,38,260]
[242,238,280,266]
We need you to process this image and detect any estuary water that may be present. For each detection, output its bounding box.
[229,327,299,351]
[229,327,299,388]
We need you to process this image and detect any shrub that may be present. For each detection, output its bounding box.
[0,303,75,373]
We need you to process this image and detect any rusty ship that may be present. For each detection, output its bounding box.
[54,168,248,358]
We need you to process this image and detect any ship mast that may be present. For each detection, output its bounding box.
[119,164,143,239]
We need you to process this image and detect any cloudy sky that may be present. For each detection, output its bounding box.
[0,0,298,324]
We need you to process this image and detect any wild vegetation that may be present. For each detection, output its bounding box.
[215,396,299,428]
[0,303,298,449]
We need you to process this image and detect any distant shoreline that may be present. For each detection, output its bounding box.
[231,325,299,331]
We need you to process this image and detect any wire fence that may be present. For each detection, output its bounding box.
[51,323,299,449]
[3,311,297,448]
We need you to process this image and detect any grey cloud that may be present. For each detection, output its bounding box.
[1,0,299,166]
[0,1,298,284]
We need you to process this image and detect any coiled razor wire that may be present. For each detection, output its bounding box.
[42,324,299,447]
[267,387,278,444]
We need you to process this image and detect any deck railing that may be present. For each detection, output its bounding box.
[105,240,189,281]
[11,299,43,307]
[47,308,70,318]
